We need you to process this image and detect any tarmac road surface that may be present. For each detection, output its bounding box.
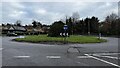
[1,36,120,68]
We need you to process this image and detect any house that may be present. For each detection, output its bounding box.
[25,26,44,35]
[42,25,50,34]
[2,25,26,35]
[2,24,50,35]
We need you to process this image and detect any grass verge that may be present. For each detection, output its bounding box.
[13,35,107,44]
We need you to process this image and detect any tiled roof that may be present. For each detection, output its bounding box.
[13,26,26,31]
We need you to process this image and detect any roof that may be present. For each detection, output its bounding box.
[12,26,26,31]
[2,25,26,31]
[2,26,9,30]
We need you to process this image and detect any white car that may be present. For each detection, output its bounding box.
[7,33,17,36]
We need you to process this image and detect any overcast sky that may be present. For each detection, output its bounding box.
[1,2,118,25]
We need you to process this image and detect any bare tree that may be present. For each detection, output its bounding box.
[105,13,118,23]
[72,12,80,21]
[15,20,22,26]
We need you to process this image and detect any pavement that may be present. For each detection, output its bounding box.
[1,36,120,67]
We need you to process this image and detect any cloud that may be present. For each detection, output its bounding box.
[34,9,65,24]
[9,2,25,8]
[9,10,27,18]
[1,2,118,25]
[35,9,47,15]
[0,3,2,22]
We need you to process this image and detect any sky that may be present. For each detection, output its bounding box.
[0,2,118,25]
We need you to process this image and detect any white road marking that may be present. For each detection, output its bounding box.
[93,54,119,59]
[101,56,119,59]
[94,53,120,55]
[14,56,30,58]
[46,56,61,59]
[92,54,100,56]
[92,53,119,59]
[85,54,120,68]
[41,45,55,46]
[77,56,91,59]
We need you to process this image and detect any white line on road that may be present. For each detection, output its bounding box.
[14,56,30,58]
[93,54,119,59]
[93,53,120,55]
[92,53,119,59]
[77,56,91,59]
[101,56,119,59]
[85,54,120,68]
[46,56,61,59]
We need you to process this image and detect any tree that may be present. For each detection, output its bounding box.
[76,16,99,35]
[83,17,90,34]
[105,13,118,23]
[48,21,65,37]
[6,23,11,26]
[117,18,120,36]
[37,22,42,28]
[15,20,22,26]
[2,23,5,26]
[32,20,37,28]
[32,20,42,28]
[73,20,84,34]
[90,16,99,34]
[66,17,73,35]
[72,12,80,21]
[101,13,118,35]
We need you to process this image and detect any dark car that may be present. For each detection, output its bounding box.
[7,33,17,36]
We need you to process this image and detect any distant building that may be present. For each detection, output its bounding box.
[25,24,50,35]
[2,24,50,35]
[2,25,26,35]
[42,26,50,33]
[25,26,44,35]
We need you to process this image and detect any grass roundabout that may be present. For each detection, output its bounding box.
[13,35,107,44]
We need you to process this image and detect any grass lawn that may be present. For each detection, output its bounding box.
[14,35,107,44]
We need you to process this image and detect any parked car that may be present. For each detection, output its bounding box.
[7,33,17,36]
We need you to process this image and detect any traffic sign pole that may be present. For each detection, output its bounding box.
[63,25,68,44]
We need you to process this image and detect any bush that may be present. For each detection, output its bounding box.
[48,21,65,37]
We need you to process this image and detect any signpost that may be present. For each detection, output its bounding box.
[63,25,68,30]
[63,25,68,44]
[64,25,80,53]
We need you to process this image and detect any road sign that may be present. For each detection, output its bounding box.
[63,25,68,30]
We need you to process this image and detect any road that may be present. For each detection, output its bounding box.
[1,36,120,68]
